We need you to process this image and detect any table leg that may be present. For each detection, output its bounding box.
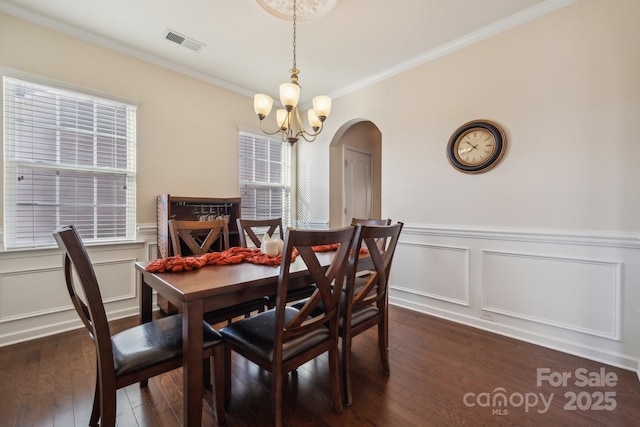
[140,272,152,324]
[183,300,204,427]
[139,272,155,388]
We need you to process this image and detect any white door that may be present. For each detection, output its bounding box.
[344,147,373,226]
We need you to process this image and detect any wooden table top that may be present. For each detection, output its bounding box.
[135,251,337,303]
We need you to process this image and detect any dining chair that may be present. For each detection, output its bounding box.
[341,222,403,406]
[236,217,316,308]
[169,218,230,255]
[168,218,265,325]
[53,225,226,426]
[236,217,284,248]
[220,225,360,427]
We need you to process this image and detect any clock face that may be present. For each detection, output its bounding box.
[454,128,496,166]
[446,120,507,174]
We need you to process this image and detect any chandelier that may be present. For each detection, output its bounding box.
[253,0,331,145]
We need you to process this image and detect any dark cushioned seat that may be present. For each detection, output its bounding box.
[340,305,379,331]
[265,284,317,308]
[112,315,223,376]
[220,307,329,363]
[203,298,269,326]
[293,275,377,315]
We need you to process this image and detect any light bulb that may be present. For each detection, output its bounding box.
[279,83,300,109]
[312,96,331,119]
[253,94,273,118]
[276,109,289,130]
[308,109,322,130]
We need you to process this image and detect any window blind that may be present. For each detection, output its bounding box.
[239,131,291,226]
[3,76,137,249]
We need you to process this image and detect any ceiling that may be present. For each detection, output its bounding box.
[0,0,571,105]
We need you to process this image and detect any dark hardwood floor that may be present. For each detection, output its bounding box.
[1,305,638,426]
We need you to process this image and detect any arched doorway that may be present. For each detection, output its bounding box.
[329,120,382,228]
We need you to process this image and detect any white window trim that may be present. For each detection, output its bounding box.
[2,69,137,249]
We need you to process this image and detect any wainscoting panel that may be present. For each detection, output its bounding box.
[0,237,149,347]
[388,224,640,372]
[391,242,469,306]
[148,242,158,261]
[0,259,136,323]
[0,266,68,321]
[93,259,137,302]
[481,250,621,340]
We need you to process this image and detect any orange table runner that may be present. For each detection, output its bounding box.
[144,244,356,273]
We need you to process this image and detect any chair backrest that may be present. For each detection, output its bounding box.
[275,225,360,347]
[351,218,392,250]
[236,218,283,248]
[347,222,403,311]
[53,225,115,373]
[351,218,392,226]
[168,218,230,256]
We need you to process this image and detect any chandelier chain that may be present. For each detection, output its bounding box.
[292,0,297,71]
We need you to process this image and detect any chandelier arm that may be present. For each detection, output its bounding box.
[258,120,287,137]
[293,106,318,138]
[297,124,323,142]
[297,132,318,143]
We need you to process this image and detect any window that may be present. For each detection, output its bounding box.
[239,131,292,226]
[3,75,137,249]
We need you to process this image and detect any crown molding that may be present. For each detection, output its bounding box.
[0,2,253,98]
[1,0,577,101]
[330,0,578,100]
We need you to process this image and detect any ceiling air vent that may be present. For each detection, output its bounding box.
[164,29,205,52]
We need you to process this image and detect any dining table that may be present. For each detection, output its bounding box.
[136,250,371,427]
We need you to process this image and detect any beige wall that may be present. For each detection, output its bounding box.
[303,0,640,234]
[4,1,636,233]
[0,12,256,225]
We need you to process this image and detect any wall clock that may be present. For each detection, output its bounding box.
[446,119,507,174]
